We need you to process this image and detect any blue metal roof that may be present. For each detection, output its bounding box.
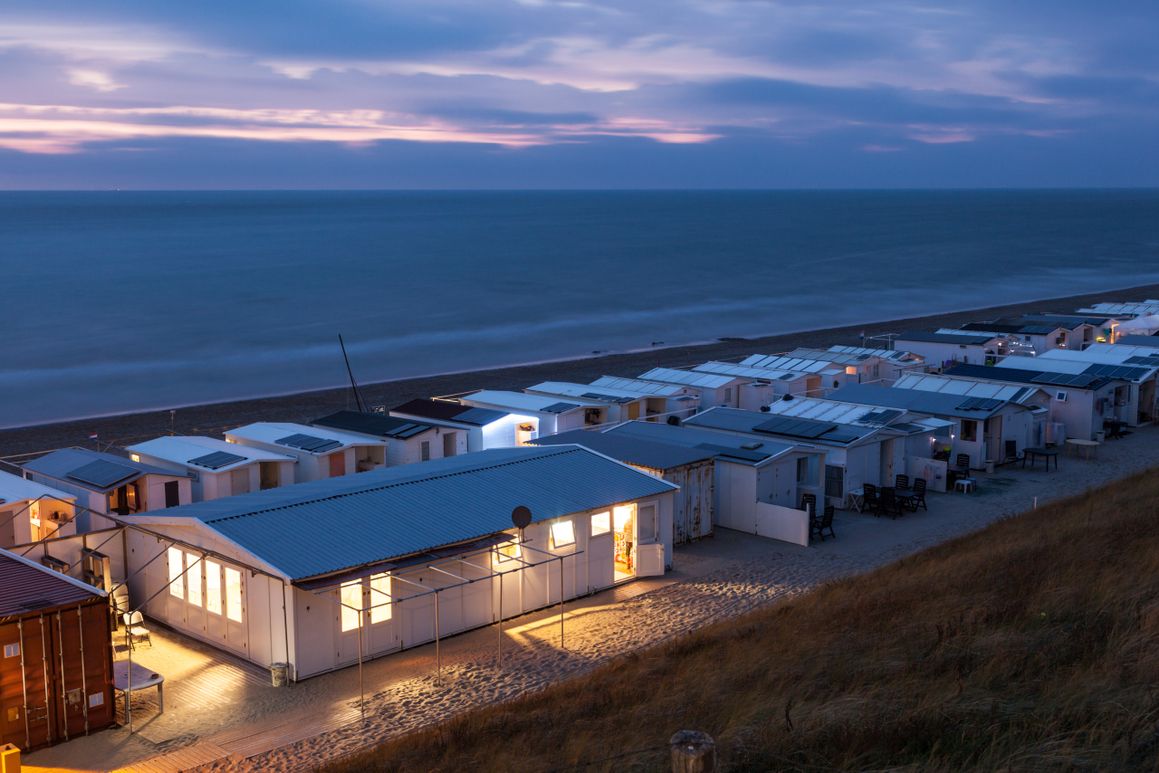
[603,421,797,466]
[145,446,675,581]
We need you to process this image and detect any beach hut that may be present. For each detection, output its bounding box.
[762,395,955,495]
[636,367,745,409]
[828,383,1042,469]
[224,422,387,483]
[1017,314,1124,349]
[692,361,814,408]
[312,410,462,464]
[0,547,114,750]
[1076,300,1159,319]
[23,448,190,524]
[602,420,824,545]
[531,429,715,544]
[683,406,912,505]
[389,399,514,452]
[1030,347,1159,426]
[958,321,1070,354]
[788,346,925,385]
[126,436,296,502]
[524,381,652,426]
[891,331,1008,370]
[121,447,675,680]
[589,376,700,421]
[0,471,77,548]
[457,390,592,441]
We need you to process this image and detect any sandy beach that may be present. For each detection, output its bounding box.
[3,283,1156,459]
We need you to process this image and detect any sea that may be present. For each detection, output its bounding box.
[3,189,1159,430]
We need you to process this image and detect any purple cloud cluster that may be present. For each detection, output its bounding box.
[1,0,1155,187]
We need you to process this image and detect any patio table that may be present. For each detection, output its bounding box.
[114,659,164,721]
[1022,447,1059,471]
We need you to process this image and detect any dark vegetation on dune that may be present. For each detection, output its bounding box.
[324,469,1159,772]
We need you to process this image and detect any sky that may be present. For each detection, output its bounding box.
[1,0,1157,189]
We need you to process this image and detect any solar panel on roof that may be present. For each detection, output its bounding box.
[693,443,768,462]
[188,451,247,470]
[541,402,579,414]
[860,409,903,425]
[389,422,429,439]
[956,397,1003,411]
[754,416,838,440]
[456,407,503,425]
[581,392,634,404]
[1082,363,1146,380]
[67,459,139,489]
[276,433,343,453]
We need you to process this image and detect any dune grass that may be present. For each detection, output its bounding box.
[325,469,1159,772]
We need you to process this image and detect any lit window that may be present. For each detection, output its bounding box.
[225,567,243,623]
[167,547,184,599]
[186,554,202,607]
[960,420,978,442]
[591,511,611,536]
[205,559,222,615]
[340,581,362,632]
[369,573,392,624]
[3,643,19,658]
[550,520,575,549]
[496,537,521,563]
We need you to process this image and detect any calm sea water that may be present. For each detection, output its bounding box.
[3,190,1158,429]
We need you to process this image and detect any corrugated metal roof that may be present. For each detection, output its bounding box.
[0,548,104,619]
[0,470,77,504]
[24,448,184,492]
[530,429,715,470]
[128,436,295,472]
[134,446,675,581]
[637,367,738,388]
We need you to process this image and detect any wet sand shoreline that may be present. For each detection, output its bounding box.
[3,283,1156,458]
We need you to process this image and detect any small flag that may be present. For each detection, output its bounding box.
[89,433,99,440]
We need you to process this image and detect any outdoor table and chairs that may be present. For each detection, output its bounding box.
[1065,438,1100,460]
[1022,447,1059,471]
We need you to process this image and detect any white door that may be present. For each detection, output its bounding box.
[588,534,614,592]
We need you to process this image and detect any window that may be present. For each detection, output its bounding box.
[824,465,844,500]
[796,457,810,484]
[1056,391,1068,402]
[168,547,184,599]
[421,441,431,461]
[186,554,203,607]
[3,643,19,658]
[225,567,243,623]
[960,419,978,442]
[550,520,575,549]
[590,511,611,536]
[723,387,733,404]
[340,580,362,632]
[369,573,392,624]
[496,537,521,563]
[205,559,222,615]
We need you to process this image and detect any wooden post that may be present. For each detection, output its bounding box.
[669,730,715,773]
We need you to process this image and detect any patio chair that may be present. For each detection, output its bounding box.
[862,483,880,515]
[877,487,903,519]
[907,478,928,511]
[955,454,971,472]
[811,504,836,542]
[800,492,817,516]
[123,611,152,651]
[894,473,911,492]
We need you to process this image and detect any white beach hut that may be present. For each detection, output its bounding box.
[0,470,78,547]
[122,446,676,680]
[224,422,388,483]
[127,436,296,501]
[312,410,461,465]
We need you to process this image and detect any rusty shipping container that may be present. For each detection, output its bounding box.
[0,549,114,750]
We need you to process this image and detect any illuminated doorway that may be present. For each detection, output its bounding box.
[613,503,637,581]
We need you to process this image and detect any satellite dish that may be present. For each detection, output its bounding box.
[511,505,532,530]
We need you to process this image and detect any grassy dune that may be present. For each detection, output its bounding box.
[327,470,1159,772]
